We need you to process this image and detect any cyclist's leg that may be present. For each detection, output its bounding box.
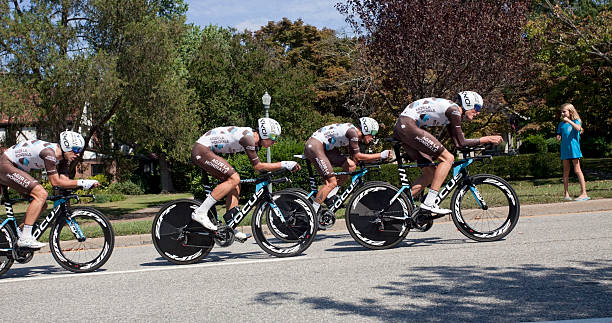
[394,117,451,214]
[191,143,239,230]
[327,149,354,203]
[305,139,336,212]
[0,157,47,247]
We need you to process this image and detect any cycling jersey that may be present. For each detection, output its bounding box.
[310,123,360,153]
[3,140,67,175]
[196,126,260,165]
[0,140,68,194]
[398,98,479,148]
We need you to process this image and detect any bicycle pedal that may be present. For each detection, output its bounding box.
[234,233,252,243]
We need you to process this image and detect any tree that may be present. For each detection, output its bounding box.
[525,0,611,140]
[187,25,336,140]
[336,0,536,133]
[1,0,197,191]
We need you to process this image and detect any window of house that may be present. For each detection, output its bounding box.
[91,164,105,176]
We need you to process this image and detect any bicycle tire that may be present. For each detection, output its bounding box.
[345,182,412,250]
[252,192,317,257]
[451,174,520,242]
[265,189,312,241]
[0,226,15,277]
[49,207,115,273]
[152,199,214,265]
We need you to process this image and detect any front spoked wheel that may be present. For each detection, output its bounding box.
[265,189,312,242]
[252,192,317,257]
[49,207,115,273]
[152,199,214,265]
[0,226,15,276]
[451,174,520,241]
[346,182,412,250]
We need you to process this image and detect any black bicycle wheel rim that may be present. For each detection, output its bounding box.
[152,199,213,264]
[346,183,411,250]
[451,174,520,241]
[252,193,317,257]
[50,207,114,273]
[265,191,312,242]
[0,226,15,276]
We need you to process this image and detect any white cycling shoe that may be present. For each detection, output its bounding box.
[17,236,47,249]
[191,211,218,231]
[233,230,251,243]
[420,203,452,215]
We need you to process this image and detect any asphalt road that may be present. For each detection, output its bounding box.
[1,211,610,322]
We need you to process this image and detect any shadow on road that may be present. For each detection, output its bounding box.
[0,264,107,278]
[140,250,271,267]
[252,259,612,322]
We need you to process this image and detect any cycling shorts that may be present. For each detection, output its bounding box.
[0,153,39,195]
[191,143,237,181]
[304,138,349,179]
[393,116,447,164]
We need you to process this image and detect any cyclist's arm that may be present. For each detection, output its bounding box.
[346,128,382,162]
[48,173,80,188]
[240,135,282,172]
[446,107,482,148]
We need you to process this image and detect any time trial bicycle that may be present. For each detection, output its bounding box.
[344,139,520,250]
[151,170,317,264]
[0,186,115,276]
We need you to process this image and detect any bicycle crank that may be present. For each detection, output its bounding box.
[214,225,235,247]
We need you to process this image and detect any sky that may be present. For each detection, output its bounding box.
[183,0,352,34]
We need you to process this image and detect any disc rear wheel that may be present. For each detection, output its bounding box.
[152,199,214,265]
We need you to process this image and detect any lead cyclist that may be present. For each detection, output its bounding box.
[392,91,504,215]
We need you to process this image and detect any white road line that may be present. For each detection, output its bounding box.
[0,255,311,284]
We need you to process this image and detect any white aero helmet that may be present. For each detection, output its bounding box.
[457,91,483,112]
[59,131,85,153]
[258,117,281,141]
[359,117,379,137]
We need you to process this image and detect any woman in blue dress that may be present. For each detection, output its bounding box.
[556,103,589,201]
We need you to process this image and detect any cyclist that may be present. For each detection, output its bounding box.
[191,118,300,241]
[304,117,393,223]
[0,131,99,248]
[393,91,503,214]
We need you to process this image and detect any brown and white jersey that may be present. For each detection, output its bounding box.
[310,123,360,154]
[195,126,260,165]
[3,139,67,175]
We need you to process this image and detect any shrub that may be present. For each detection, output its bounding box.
[519,134,548,154]
[106,180,144,195]
[546,137,561,154]
[582,136,612,158]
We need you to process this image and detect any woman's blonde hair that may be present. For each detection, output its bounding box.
[560,103,584,134]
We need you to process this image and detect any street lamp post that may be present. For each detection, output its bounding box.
[262,91,272,191]
[262,91,272,164]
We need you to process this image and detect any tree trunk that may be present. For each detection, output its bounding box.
[159,153,175,193]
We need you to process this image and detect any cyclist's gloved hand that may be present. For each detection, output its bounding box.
[281,161,301,172]
[77,179,99,190]
[380,150,393,161]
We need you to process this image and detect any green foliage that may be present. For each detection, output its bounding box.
[546,137,561,154]
[90,174,112,188]
[519,134,548,154]
[106,181,144,195]
[582,136,612,158]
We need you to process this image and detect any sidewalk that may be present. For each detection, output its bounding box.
[37,198,612,253]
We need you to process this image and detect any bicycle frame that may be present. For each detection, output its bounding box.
[300,158,377,213]
[387,143,490,213]
[1,186,90,250]
[201,173,290,228]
